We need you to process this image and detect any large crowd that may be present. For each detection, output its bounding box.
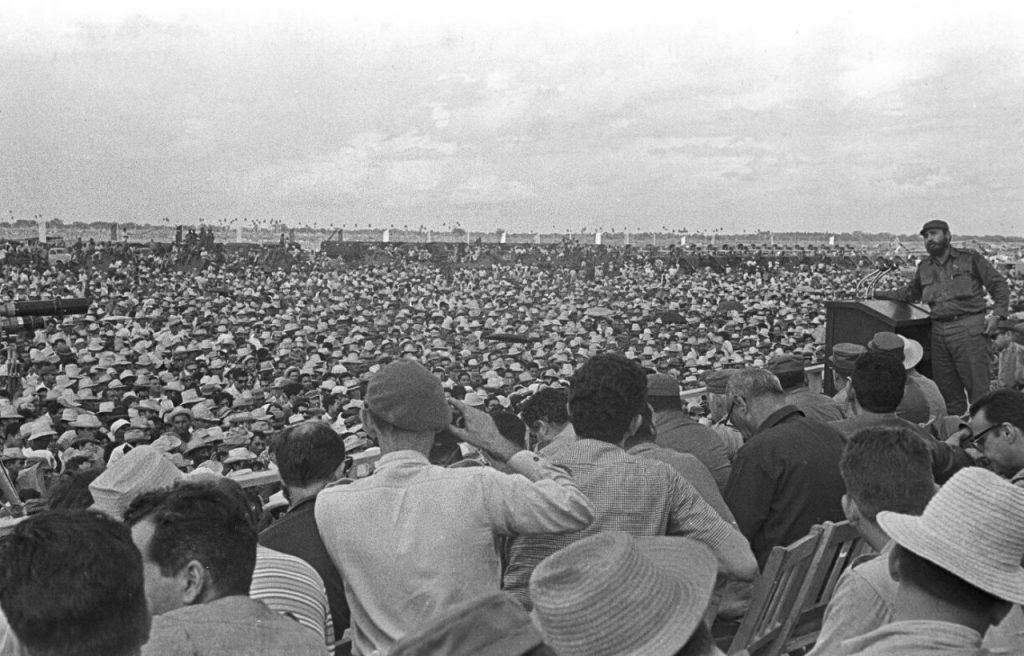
[0,229,1023,656]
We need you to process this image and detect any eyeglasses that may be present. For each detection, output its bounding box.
[716,395,738,429]
[967,422,1003,451]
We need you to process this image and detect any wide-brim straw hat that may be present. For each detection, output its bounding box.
[529,531,717,656]
[897,335,924,370]
[877,466,1024,605]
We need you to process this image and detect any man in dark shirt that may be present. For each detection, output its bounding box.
[259,421,349,653]
[723,368,847,568]
[647,373,732,491]
[880,219,1010,414]
[766,354,845,423]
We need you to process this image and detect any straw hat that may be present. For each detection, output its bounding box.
[223,447,257,465]
[89,446,183,518]
[877,466,1024,605]
[897,335,924,371]
[529,532,717,656]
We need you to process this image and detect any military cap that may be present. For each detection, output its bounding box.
[920,219,949,236]
[830,343,867,375]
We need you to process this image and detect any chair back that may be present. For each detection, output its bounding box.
[727,528,823,656]
[781,520,873,653]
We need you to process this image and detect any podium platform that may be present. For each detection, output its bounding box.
[823,300,932,395]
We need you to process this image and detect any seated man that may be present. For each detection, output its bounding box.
[967,388,1024,487]
[829,342,867,418]
[315,360,595,656]
[259,421,350,643]
[723,368,846,567]
[830,351,970,484]
[519,387,575,451]
[125,483,324,656]
[529,531,724,656]
[809,426,936,655]
[0,510,151,656]
[505,355,756,605]
[766,354,845,423]
[646,373,731,490]
[839,467,1024,655]
[865,332,930,424]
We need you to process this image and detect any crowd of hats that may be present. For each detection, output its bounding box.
[1,238,1022,495]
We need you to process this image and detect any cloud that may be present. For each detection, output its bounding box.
[450,176,536,205]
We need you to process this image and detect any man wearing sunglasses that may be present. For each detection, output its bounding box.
[967,389,1024,488]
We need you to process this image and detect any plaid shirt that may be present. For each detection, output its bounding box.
[503,438,738,605]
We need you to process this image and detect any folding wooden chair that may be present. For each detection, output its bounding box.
[727,527,823,656]
[780,520,873,654]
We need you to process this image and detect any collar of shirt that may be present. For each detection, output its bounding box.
[626,442,657,456]
[1011,468,1024,488]
[286,494,317,515]
[373,449,430,471]
[756,405,805,434]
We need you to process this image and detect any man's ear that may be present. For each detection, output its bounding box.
[359,407,375,437]
[841,494,860,525]
[625,413,642,440]
[888,547,901,582]
[180,559,209,605]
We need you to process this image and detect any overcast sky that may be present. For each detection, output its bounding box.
[2,1,1022,235]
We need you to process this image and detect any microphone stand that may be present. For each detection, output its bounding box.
[854,268,881,298]
[868,266,896,300]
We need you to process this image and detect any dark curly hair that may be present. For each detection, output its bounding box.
[568,353,647,443]
[520,387,569,430]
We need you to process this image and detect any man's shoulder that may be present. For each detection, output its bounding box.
[847,550,897,600]
[761,413,842,440]
[259,501,317,543]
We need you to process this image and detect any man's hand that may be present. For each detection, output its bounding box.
[984,314,999,335]
[446,399,522,463]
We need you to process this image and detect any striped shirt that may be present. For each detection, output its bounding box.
[503,438,740,605]
[251,546,334,648]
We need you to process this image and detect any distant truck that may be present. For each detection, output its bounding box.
[47,247,73,266]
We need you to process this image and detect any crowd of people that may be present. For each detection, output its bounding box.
[0,221,1023,656]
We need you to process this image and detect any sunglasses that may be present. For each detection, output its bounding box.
[967,422,1003,452]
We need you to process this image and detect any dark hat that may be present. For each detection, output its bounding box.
[646,373,680,398]
[920,219,949,236]
[701,368,738,395]
[389,592,546,656]
[765,354,805,375]
[867,332,904,360]
[365,360,452,432]
[830,343,867,376]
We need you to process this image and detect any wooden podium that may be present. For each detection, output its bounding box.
[823,299,932,394]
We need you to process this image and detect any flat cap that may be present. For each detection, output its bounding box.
[920,219,949,236]
[701,368,739,395]
[366,360,452,433]
[765,354,806,375]
[646,373,681,398]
